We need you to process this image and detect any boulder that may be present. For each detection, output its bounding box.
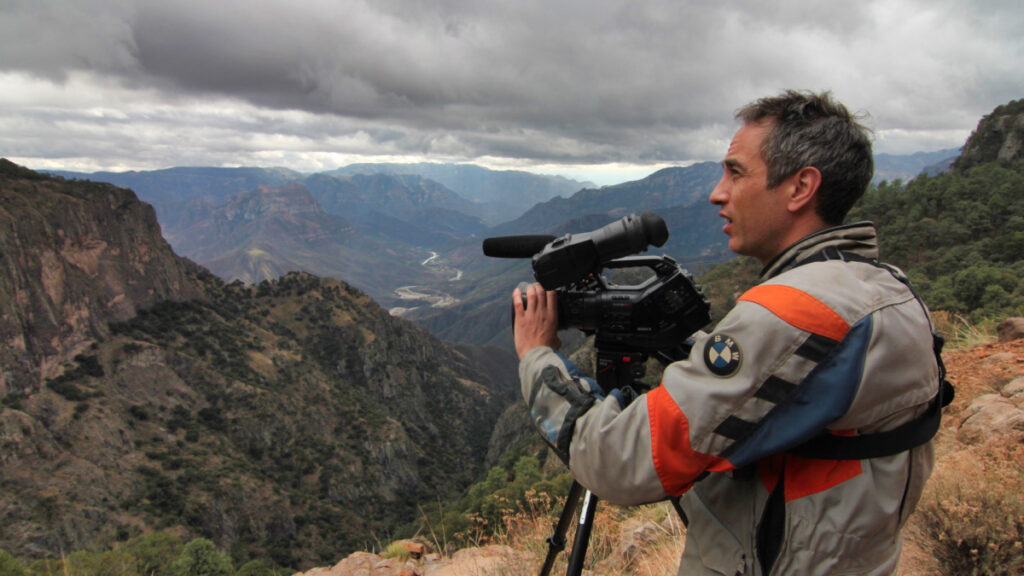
[422,545,531,575]
[1004,376,1024,403]
[996,317,1024,342]
[957,393,1024,444]
[297,545,531,576]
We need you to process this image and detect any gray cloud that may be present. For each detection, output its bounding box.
[1,0,1022,182]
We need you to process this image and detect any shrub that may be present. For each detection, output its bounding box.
[169,539,233,576]
[0,549,27,576]
[381,541,413,562]
[916,442,1024,575]
[123,532,183,576]
[235,560,274,576]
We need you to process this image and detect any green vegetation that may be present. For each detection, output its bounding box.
[169,539,234,576]
[45,354,105,401]
[410,454,574,551]
[9,271,507,572]
[0,534,267,576]
[849,161,1024,327]
[0,549,28,576]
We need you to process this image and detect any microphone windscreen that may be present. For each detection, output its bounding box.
[482,235,556,258]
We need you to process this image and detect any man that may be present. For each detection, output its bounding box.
[513,91,941,575]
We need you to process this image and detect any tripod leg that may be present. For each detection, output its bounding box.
[566,490,598,576]
[539,480,585,576]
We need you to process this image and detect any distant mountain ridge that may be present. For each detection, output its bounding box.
[301,172,489,243]
[873,148,959,183]
[40,149,960,347]
[328,162,591,224]
[46,165,304,210]
[166,183,357,285]
[489,163,721,235]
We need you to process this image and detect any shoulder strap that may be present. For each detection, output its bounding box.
[791,333,954,460]
[785,248,954,460]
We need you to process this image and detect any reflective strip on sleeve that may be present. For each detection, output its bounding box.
[738,284,849,341]
[647,385,734,496]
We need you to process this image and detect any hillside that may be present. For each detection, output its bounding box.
[0,163,517,570]
[160,182,453,304]
[847,101,1024,326]
[487,163,721,235]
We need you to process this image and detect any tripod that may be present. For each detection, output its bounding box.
[538,346,652,576]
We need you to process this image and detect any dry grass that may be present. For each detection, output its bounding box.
[932,311,998,350]
[480,490,685,576]
[899,338,1024,576]
[911,441,1024,575]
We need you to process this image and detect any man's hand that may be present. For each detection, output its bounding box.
[513,283,561,360]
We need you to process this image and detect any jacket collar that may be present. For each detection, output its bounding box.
[759,221,879,281]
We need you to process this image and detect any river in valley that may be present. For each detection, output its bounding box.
[388,251,462,316]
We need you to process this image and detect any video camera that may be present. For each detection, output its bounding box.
[484,212,711,576]
[482,211,711,371]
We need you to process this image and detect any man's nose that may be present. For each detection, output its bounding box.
[709,176,728,205]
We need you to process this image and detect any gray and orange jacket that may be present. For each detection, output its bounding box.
[518,222,939,575]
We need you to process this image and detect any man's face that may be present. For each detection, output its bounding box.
[709,120,792,264]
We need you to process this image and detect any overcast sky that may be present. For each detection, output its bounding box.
[2,0,1021,185]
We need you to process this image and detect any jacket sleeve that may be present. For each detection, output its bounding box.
[519,281,871,506]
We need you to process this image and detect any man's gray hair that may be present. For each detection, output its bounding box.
[737,90,874,225]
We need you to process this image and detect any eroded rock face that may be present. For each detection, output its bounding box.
[954,99,1024,171]
[0,161,206,393]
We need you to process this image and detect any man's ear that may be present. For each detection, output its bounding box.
[787,166,823,214]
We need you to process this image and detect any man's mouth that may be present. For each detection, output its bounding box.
[720,213,733,234]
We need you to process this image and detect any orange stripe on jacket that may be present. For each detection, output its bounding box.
[647,385,734,496]
[759,453,862,502]
[738,284,849,341]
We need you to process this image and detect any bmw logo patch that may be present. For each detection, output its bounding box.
[704,333,742,377]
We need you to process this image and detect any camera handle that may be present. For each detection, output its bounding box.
[539,347,651,576]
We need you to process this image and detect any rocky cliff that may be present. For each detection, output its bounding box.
[954,98,1024,171]
[0,159,206,396]
[0,162,517,569]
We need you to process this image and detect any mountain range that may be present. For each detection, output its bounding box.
[45,146,960,349]
[0,160,517,568]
